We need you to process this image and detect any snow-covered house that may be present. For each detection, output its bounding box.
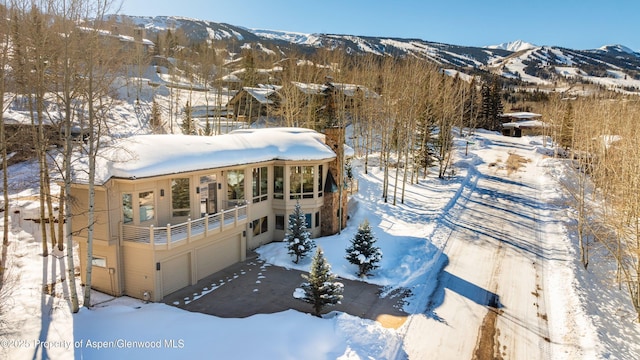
[228,85,282,122]
[69,127,348,302]
[500,112,547,137]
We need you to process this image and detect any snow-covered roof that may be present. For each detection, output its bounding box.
[500,112,542,119]
[501,120,547,129]
[243,87,277,104]
[80,128,336,185]
[291,81,380,98]
[331,83,380,99]
[292,81,328,95]
[220,74,241,83]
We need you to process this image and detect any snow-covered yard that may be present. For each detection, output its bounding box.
[1,130,639,359]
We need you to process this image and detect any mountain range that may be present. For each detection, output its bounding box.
[116,15,640,93]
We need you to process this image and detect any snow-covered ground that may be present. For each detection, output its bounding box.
[2,125,640,359]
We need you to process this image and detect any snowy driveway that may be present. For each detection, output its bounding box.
[402,135,564,359]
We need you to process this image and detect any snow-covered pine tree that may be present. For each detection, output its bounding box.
[300,247,344,316]
[345,219,383,277]
[285,201,315,264]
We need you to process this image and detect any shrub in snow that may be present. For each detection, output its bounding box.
[300,247,344,317]
[345,219,383,277]
[285,202,315,264]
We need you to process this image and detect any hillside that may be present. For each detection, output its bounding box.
[115,14,640,94]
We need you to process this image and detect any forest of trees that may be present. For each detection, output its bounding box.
[0,0,639,323]
[542,95,640,321]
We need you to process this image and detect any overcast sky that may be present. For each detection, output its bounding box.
[119,0,640,51]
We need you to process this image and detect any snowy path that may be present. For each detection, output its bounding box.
[403,136,561,359]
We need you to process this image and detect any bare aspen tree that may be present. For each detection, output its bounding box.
[79,0,120,308]
[9,2,53,256]
[0,4,11,247]
[549,93,640,320]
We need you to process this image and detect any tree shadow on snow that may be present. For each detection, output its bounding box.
[425,256,503,324]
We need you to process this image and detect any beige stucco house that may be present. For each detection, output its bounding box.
[70,127,347,302]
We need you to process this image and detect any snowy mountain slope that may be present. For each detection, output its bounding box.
[112,15,260,42]
[488,44,640,90]
[486,39,537,52]
[113,14,640,92]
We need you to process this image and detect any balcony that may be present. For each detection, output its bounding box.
[121,205,248,250]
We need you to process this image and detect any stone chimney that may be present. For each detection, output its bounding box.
[321,127,348,236]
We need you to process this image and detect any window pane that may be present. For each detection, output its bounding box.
[261,215,268,233]
[172,178,190,217]
[260,167,268,197]
[318,165,323,192]
[252,167,269,203]
[275,215,284,230]
[252,168,260,198]
[91,257,107,267]
[252,218,261,236]
[290,166,301,196]
[274,166,284,199]
[139,191,155,222]
[122,193,133,224]
[227,170,245,201]
[302,166,314,193]
[304,213,312,228]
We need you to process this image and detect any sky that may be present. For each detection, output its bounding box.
[118,0,640,51]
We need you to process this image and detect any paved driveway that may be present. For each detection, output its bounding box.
[163,253,409,328]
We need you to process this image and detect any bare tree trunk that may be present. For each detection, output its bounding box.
[0,17,9,247]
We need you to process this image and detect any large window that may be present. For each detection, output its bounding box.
[172,178,191,217]
[273,166,284,199]
[290,166,314,199]
[252,167,268,203]
[138,191,155,222]
[227,170,245,207]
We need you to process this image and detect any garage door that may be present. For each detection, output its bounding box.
[162,253,191,296]
[196,235,241,281]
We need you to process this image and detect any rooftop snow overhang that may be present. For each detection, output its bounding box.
[73,128,336,185]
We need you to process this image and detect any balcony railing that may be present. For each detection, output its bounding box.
[121,205,247,249]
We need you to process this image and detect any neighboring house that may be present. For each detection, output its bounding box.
[288,80,381,127]
[291,80,380,102]
[228,85,282,122]
[218,74,242,92]
[2,116,61,165]
[69,127,348,302]
[500,112,547,137]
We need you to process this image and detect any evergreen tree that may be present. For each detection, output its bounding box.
[479,77,504,131]
[285,202,315,263]
[202,117,213,136]
[300,247,344,316]
[345,220,383,277]
[181,101,195,135]
[150,98,163,133]
[559,101,574,150]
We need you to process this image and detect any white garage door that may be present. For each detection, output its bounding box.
[162,253,191,296]
[196,235,241,281]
